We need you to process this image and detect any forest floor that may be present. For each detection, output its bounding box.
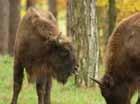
[0,55,138,104]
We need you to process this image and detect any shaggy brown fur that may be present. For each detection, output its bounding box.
[100,13,140,104]
[11,8,77,104]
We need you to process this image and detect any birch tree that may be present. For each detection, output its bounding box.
[67,0,99,87]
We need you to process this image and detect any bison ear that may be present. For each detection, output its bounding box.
[47,11,57,24]
[27,7,41,25]
[31,15,40,25]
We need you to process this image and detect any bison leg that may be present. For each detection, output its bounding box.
[36,79,46,104]
[11,61,24,104]
[44,77,52,104]
[136,90,140,104]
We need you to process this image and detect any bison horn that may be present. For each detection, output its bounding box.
[90,77,105,88]
[56,32,62,43]
[58,32,62,39]
[59,32,62,36]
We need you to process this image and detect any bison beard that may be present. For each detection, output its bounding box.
[11,8,77,104]
[99,13,140,104]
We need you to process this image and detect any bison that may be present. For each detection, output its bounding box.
[92,13,140,104]
[11,7,78,104]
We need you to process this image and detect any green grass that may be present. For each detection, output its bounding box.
[0,55,138,104]
[0,55,105,104]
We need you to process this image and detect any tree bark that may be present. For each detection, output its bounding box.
[9,0,20,55]
[48,0,57,18]
[67,0,99,87]
[0,0,9,54]
[108,0,116,39]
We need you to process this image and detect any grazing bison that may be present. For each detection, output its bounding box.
[11,8,77,104]
[92,13,140,104]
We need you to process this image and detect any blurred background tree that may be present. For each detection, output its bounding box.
[108,0,116,40]
[8,0,21,55]
[48,0,57,18]
[0,0,9,54]
[26,0,36,9]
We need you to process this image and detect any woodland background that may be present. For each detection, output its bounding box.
[0,0,139,104]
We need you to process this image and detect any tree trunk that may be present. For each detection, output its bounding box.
[67,0,99,87]
[9,0,20,55]
[48,0,57,18]
[108,0,116,39]
[26,0,36,9]
[0,0,9,54]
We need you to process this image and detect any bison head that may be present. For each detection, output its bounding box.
[47,34,78,84]
[91,75,130,104]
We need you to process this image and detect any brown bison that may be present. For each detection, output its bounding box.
[92,13,140,104]
[11,8,78,104]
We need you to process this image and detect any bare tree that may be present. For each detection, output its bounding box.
[67,0,99,87]
[0,0,9,54]
[48,0,57,18]
[108,0,116,38]
[8,0,20,55]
